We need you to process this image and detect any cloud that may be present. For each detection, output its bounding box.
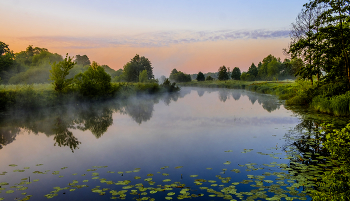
[19,29,290,49]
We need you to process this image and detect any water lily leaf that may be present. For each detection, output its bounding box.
[134,176,141,180]
[83,180,89,182]
[126,171,132,173]
[206,168,212,170]
[175,166,183,169]
[70,189,76,191]
[163,179,171,182]
[165,197,172,200]
[162,173,169,176]
[9,164,17,167]
[225,150,233,152]
[190,175,198,177]
[92,173,99,176]
[6,190,14,194]
[160,166,169,169]
[223,161,231,165]
[36,164,43,166]
[147,174,153,176]
[167,192,175,196]
[118,171,123,174]
[107,171,115,173]
[33,179,39,182]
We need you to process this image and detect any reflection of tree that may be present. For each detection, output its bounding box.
[123,99,154,124]
[231,91,241,101]
[53,118,81,153]
[246,93,258,105]
[76,107,113,138]
[197,89,205,97]
[218,89,230,102]
[0,126,20,149]
[257,96,280,112]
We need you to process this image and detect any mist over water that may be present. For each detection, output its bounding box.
[0,87,318,200]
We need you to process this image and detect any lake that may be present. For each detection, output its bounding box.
[0,87,343,201]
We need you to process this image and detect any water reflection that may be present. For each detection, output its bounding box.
[0,88,286,152]
[0,91,185,151]
[53,117,81,152]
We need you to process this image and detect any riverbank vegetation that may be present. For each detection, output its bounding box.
[0,43,179,111]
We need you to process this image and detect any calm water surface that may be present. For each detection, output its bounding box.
[0,87,329,201]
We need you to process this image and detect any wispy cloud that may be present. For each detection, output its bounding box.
[19,29,290,49]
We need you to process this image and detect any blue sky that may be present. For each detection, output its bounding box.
[0,0,308,76]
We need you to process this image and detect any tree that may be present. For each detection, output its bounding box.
[247,63,258,78]
[169,68,191,82]
[288,5,323,85]
[231,67,241,80]
[49,54,75,93]
[74,55,91,66]
[306,0,350,84]
[0,41,15,81]
[267,59,281,80]
[196,71,205,81]
[218,65,230,81]
[74,61,112,97]
[123,54,154,82]
[206,75,214,81]
[139,70,148,83]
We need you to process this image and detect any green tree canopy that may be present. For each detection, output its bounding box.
[231,67,241,80]
[49,54,75,93]
[218,65,230,81]
[196,71,205,81]
[74,61,112,97]
[122,54,154,82]
[169,68,191,82]
[247,63,258,78]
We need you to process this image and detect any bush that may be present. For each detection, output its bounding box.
[74,62,113,98]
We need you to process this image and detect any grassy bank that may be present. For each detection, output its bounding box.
[179,80,350,116]
[0,82,178,111]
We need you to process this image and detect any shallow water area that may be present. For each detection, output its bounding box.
[0,87,326,201]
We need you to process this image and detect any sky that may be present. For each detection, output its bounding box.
[0,0,307,77]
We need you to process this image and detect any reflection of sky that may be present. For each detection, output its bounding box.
[0,0,307,76]
[0,88,302,200]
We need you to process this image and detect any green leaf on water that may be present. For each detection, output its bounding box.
[223,161,231,165]
[92,173,99,176]
[174,166,183,169]
[6,190,14,194]
[107,171,115,173]
[160,166,169,169]
[190,175,198,178]
[23,167,30,169]
[9,164,17,167]
[162,173,169,176]
[134,176,141,180]
[70,189,76,191]
[83,180,88,182]
[147,174,153,176]
[163,179,171,182]
[165,197,173,200]
[33,179,39,182]
[36,164,43,166]
[206,168,212,170]
[224,150,233,152]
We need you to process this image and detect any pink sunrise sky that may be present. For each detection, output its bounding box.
[0,0,307,77]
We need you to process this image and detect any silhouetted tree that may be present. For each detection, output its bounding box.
[196,71,205,81]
